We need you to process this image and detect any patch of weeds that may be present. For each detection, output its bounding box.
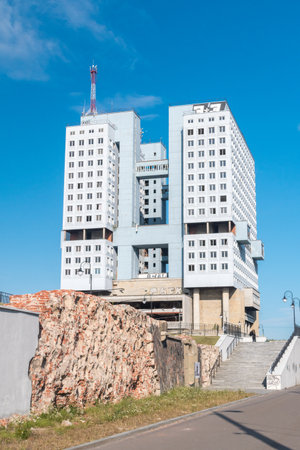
[14,421,32,440]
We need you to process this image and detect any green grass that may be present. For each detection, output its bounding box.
[192,336,219,345]
[0,387,250,449]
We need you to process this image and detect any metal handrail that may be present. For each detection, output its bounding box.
[269,325,300,373]
[209,352,221,383]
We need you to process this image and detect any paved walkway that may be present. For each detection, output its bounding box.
[79,386,300,450]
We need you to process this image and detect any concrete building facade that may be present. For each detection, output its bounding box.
[61,100,264,334]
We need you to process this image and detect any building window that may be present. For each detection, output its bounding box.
[199,185,205,191]
[209,127,215,134]
[95,245,101,251]
[219,126,225,132]
[86,216,92,221]
[187,140,194,147]
[65,258,71,264]
[69,141,75,146]
[220,160,226,167]
[219,116,225,120]
[198,208,205,215]
[199,196,205,203]
[85,245,91,251]
[67,195,73,200]
[210,251,217,258]
[88,149,94,156]
[88,139,94,144]
[198,173,205,180]
[188,174,194,181]
[69,162,74,168]
[98,138,103,143]
[209,196,216,202]
[221,239,228,246]
[221,263,228,270]
[221,207,227,213]
[209,184,216,191]
[78,172,83,178]
[188,265,195,271]
[209,117,214,122]
[67,217,72,223]
[188,197,194,204]
[210,208,216,214]
[209,161,215,168]
[220,172,227,178]
[198,162,204,168]
[87,193,92,199]
[65,269,71,275]
[209,173,216,179]
[199,252,206,258]
[199,240,206,246]
[95,268,101,274]
[188,152,194,158]
[198,151,205,158]
[75,257,81,263]
[209,150,215,156]
[220,183,227,190]
[79,140,84,146]
[188,240,195,247]
[78,161,84,167]
[77,183,83,189]
[188,186,194,192]
[66,246,71,252]
[95,256,101,263]
[188,209,194,215]
[208,139,215,145]
[188,163,194,169]
[96,215,102,221]
[87,204,92,210]
[76,216,82,222]
[75,246,81,252]
[199,264,206,271]
[219,137,226,143]
[210,239,217,246]
[198,140,205,146]
[187,129,194,135]
[198,128,204,135]
[69,151,75,157]
[221,251,228,257]
[210,264,217,270]
[188,252,195,258]
[79,150,84,156]
[220,149,226,155]
[220,195,227,202]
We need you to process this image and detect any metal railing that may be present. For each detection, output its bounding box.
[269,325,300,373]
[0,292,12,304]
[209,352,221,384]
[167,322,220,336]
[223,322,244,337]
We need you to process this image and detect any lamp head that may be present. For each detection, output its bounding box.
[78,268,84,276]
[282,296,287,303]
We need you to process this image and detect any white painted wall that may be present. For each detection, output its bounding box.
[267,337,300,390]
[0,307,39,419]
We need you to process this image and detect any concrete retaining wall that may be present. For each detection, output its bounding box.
[0,306,39,419]
[267,337,300,390]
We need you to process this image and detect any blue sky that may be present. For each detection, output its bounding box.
[0,0,299,339]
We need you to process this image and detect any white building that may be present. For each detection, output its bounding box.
[60,89,263,333]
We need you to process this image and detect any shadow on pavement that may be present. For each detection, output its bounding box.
[214,412,292,450]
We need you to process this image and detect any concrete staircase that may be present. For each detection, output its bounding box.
[208,341,286,393]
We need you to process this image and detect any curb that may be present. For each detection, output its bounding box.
[67,393,264,449]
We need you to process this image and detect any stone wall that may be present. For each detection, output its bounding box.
[10,290,161,413]
[198,344,220,387]
[152,327,185,392]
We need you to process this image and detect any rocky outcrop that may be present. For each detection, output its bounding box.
[10,290,161,412]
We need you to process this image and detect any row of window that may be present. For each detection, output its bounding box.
[188,263,228,271]
[66,245,103,252]
[66,256,102,263]
[65,268,101,275]
[187,207,228,215]
[66,215,104,223]
[67,179,116,189]
[186,183,227,192]
[69,138,104,146]
[187,149,226,158]
[187,138,226,146]
[187,126,226,135]
[66,204,104,212]
[69,128,104,135]
[187,116,225,124]
[187,171,227,179]
[187,196,227,205]
[186,160,227,168]
[67,191,115,200]
[187,239,228,247]
[188,251,228,258]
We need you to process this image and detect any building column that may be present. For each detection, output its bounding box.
[193,288,200,331]
[222,288,230,325]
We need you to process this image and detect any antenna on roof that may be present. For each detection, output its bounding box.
[89,64,98,115]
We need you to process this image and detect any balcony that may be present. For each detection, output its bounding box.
[251,240,264,260]
[235,221,251,245]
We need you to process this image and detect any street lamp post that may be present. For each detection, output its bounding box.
[78,259,92,293]
[282,290,300,331]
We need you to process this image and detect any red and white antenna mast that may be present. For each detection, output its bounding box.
[89,64,97,114]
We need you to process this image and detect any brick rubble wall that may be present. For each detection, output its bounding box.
[10,290,161,412]
[198,344,220,387]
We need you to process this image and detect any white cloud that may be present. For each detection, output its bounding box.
[141,113,159,120]
[0,0,61,80]
[102,94,162,111]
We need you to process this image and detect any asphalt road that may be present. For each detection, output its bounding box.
[81,386,300,450]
